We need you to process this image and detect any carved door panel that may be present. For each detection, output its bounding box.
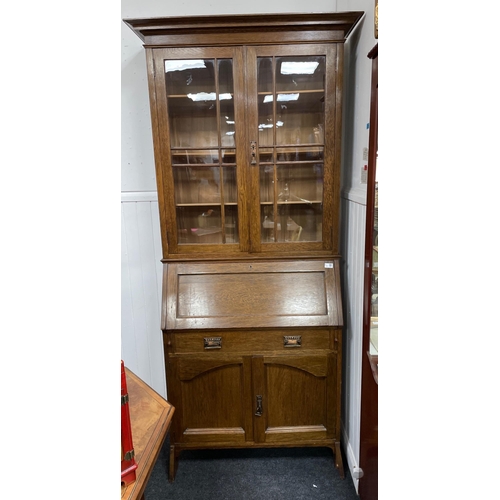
[252,353,337,444]
[168,355,253,445]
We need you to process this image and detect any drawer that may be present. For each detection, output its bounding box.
[167,329,337,354]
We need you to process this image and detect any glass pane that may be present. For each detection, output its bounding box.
[165,59,218,148]
[259,163,323,243]
[176,206,222,244]
[165,57,238,247]
[167,97,218,148]
[171,150,219,165]
[276,163,323,203]
[222,149,236,164]
[276,56,325,92]
[257,57,273,93]
[218,59,234,94]
[276,145,323,162]
[258,98,274,147]
[275,56,325,147]
[259,164,275,204]
[277,164,322,242]
[260,203,322,243]
[275,91,324,146]
[225,205,239,244]
[165,59,214,94]
[220,98,236,148]
[259,147,273,163]
[261,204,277,243]
[222,166,237,204]
[173,165,221,204]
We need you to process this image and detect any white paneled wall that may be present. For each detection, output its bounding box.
[121,192,166,397]
[340,193,366,490]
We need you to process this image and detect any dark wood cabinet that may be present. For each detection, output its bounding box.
[124,12,363,482]
[359,43,378,500]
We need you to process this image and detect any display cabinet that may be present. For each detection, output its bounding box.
[125,12,363,260]
[124,12,363,482]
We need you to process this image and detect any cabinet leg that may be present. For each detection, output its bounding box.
[334,442,345,479]
[169,445,179,482]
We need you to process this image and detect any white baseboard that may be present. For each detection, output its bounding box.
[341,421,360,493]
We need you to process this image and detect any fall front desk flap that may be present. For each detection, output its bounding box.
[162,259,343,330]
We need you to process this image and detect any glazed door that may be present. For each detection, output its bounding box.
[152,47,249,256]
[252,353,337,443]
[246,44,340,254]
[150,44,342,258]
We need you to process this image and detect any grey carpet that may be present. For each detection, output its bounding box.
[145,435,359,499]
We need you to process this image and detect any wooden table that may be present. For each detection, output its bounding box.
[121,368,174,500]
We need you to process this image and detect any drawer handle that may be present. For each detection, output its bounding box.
[283,335,302,348]
[204,337,222,349]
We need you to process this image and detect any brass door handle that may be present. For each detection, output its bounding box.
[250,140,257,165]
[255,395,263,416]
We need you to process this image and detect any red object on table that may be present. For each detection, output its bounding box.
[121,360,138,486]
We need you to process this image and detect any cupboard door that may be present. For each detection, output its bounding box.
[246,44,339,254]
[168,355,253,445]
[152,47,249,256]
[252,353,337,444]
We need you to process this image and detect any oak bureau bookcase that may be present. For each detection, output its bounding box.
[124,12,363,482]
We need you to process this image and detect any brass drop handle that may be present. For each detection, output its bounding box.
[255,395,263,416]
[284,335,302,347]
[250,140,257,165]
[204,337,222,349]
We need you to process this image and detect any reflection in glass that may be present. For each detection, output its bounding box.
[370,165,378,355]
[276,56,325,92]
[258,148,274,163]
[218,59,234,94]
[166,59,218,148]
[173,166,220,205]
[177,206,222,244]
[167,99,219,148]
[220,99,235,148]
[221,149,236,164]
[259,165,274,204]
[222,167,237,204]
[224,205,239,244]
[171,150,219,165]
[260,204,322,243]
[276,145,323,162]
[275,92,324,146]
[258,98,274,147]
[257,57,273,93]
